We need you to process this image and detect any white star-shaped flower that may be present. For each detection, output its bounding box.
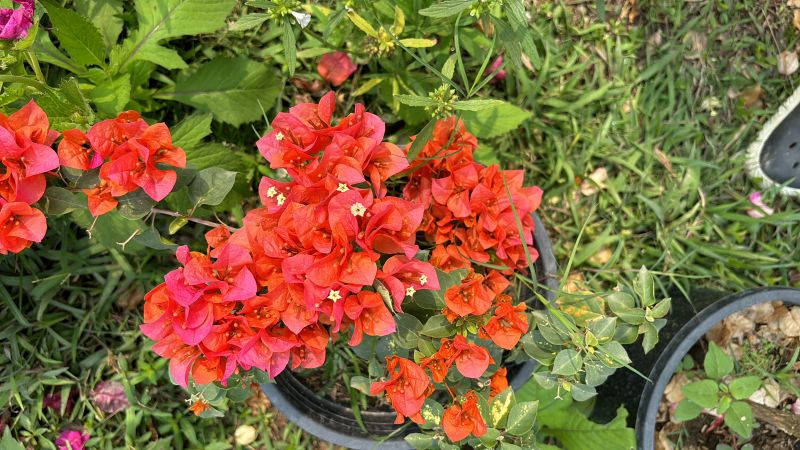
[266,186,278,198]
[336,183,349,193]
[276,193,286,205]
[350,202,366,217]
[275,132,284,141]
[419,274,428,286]
[327,290,342,302]
[405,286,416,297]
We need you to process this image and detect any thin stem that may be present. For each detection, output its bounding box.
[25,51,46,85]
[151,208,237,231]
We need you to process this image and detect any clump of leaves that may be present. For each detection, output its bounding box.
[675,342,762,439]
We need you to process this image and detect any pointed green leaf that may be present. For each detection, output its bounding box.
[506,401,538,436]
[45,3,106,67]
[704,342,733,380]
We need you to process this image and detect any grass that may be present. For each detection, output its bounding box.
[3,0,800,448]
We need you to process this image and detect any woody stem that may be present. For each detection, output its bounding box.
[151,208,237,232]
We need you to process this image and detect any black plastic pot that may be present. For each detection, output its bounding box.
[592,286,800,450]
[261,213,559,450]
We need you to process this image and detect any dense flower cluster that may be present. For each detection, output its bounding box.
[141,92,441,388]
[141,93,542,443]
[403,117,542,273]
[59,111,186,216]
[0,0,34,40]
[0,101,57,254]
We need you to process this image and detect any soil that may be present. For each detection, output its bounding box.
[655,301,800,450]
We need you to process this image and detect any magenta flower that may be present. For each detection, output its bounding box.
[485,56,507,83]
[747,191,774,218]
[55,430,89,450]
[91,380,130,415]
[0,0,34,40]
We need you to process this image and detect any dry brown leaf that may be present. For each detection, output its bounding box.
[654,148,676,177]
[563,272,585,294]
[779,307,800,337]
[795,10,800,30]
[580,167,608,196]
[655,428,675,450]
[791,0,800,8]
[750,379,783,408]
[589,247,613,266]
[779,51,800,75]
[664,372,689,404]
[739,85,763,109]
[684,31,707,59]
[742,302,776,324]
[706,321,732,347]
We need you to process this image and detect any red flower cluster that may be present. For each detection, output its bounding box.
[420,335,493,382]
[369,356,433,424]
[403,117,543,272]
[0,101,58,254]
[141,93,441,387]
[442,390,488,442]
[59,111,186,216]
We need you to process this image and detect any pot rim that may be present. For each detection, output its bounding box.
[635,286,800,450]
[261,212,559,449]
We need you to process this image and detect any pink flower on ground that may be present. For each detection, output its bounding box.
[55,429,89,450]
[0,0,33,40]
[485,56,507,83]
[747,191,774,218]
[317,52,357,86]
[91,380,130,414]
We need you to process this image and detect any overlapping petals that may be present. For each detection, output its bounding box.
[442,391,488,442]
[59,111,186,216]
[369,356,433,425]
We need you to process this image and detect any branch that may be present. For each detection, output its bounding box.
[151,208,237,232]
[748,400,800,438]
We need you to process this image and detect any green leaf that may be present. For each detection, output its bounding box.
[641,322,659,354]
[506,401,538,436]
[442,54,457,80]
[724,401,754,438]
[394,314,423,349]
[171,113,213,150]
[184,143,250,172]
[134,228,178,250]
[70,209,144,253]
[90,74,131,116]
[490,388,516,427]
[1,428,25,450]
[231,13,269,31]
[45,3,107,67]
[453,99,505,111]
[168,216,189,235]
[479,428,501,448]
[42,187,83,216]
[538,406,635,450]
[461,101,532,138]
[588,317,617,342]
[164,57,280,125]
[283,18,296,76]
[704,342,733,380]
[406,118,437,162]
[570,383,598,402]
[681,380,719,409]
[650,298,671,318]
[188,168,237,207]
[635,266,656,307]
[349,376,371,395]
[75,0,124,47]
[347,11,378,37]
[597,342,631,368]
[552,349,583,376]
[607,292,646,325]
[117,0,236,70]
[729,376,761,400]
[353,77,385,96]
[419,398,444,427]
[116,190,157,220]
[419,0,476,18]
[404,433,434,450]
[420,314,454,338]
[396,94,438,107]
[673,399,702,421]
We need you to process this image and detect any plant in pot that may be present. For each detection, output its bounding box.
[139,93,669,449]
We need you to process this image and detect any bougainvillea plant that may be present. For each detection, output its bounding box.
[134,93,668,448]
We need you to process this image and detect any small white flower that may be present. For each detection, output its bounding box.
[234,425,257,445]
[419,274,428,286]
[350,202,366,217]
[327,290,342,302]
[266,186,278,198]
[276,193,286,205]
[291,11,311,29]
[336,183,349,193]
[405,286,416,297]
[275,132,284,141]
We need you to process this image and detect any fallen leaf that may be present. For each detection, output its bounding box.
[563,272,586,294]
[580,167,608,196]
[664,372,689,404]
[795,10,800,30]
[791,0,800,8]
[741,301,776,324]
[739,85,763,109]
[778,51,799,75]
[749,378,783,408]
[684,31,707,59]
[654,148,676,177]
[779,306,800,337]
[589,247,613,265]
